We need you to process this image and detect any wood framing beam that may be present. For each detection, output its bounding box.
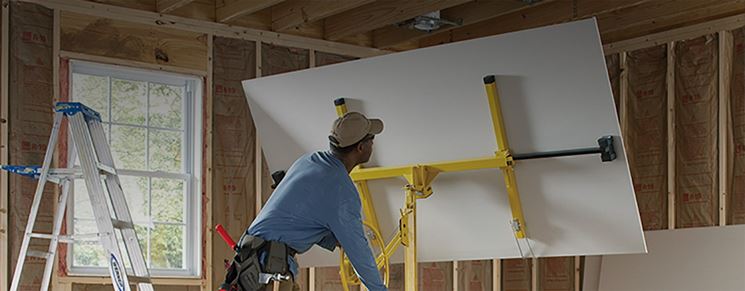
[373,0,530,49]
[719,30,732,226]
[55,276,203,286]
[619,52,628,136]
[421,0,574,46]
[421,0,650,47]
[217,0,287,23]
[418,0,744,48]
[21,0,386,59]
[271,0,374,32]
[574,256,581,291]
[203,33,214,291]
[598,0,745,44]
[157,0,196,13]
[492,259,500,291]
[667,41,676,230]
[604,12,745,53]
[255,41,263,216]
[324,0,470,41]
[531,258,537,291]
[0,2,9,290]
[59,51,208,76]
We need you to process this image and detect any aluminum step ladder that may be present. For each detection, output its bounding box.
[3,102,154,291]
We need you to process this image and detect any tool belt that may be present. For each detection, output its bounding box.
[219,235,296,291]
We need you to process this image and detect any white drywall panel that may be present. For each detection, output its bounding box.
[243,18,645,267]
[599,225,745,291]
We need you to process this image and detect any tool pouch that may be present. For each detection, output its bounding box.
[265,241,288,274]
[219,235,267,291]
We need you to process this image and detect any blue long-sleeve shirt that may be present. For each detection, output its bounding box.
[247,151,387,291]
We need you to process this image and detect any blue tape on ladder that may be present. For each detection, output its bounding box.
[55,102,102,122]
[1,165,42,178]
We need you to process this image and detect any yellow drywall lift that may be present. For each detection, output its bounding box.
[335,75,617,291]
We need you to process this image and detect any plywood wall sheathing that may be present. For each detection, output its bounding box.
[212,35,258,291]
[674,34,720,228]
[536,257,574,291]
[626,44,669,230]
[8,2,55,289]
[315,51,358,67]
[456,260,492,291]
[729,27,745,224]
[502,259,532,291]
[605,54,621,118]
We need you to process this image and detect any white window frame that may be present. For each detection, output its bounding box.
[66,60,203,278]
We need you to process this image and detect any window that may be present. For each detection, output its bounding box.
[67,61,202,277]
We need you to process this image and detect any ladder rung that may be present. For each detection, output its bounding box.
[111,219,134,229]
[126,275,152,284]
[98,163,116,175]
[29,233,100,244]
[26,250,52,259]
[29,233,59,240]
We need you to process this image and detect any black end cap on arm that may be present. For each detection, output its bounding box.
[483,75,496,84]
[598,136,617,162]
[334,98,346,106]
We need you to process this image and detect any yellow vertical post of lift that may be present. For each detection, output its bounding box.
[483,75,527,239]
[402,183,418,291]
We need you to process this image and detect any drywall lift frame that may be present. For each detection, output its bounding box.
[335,75,616,291]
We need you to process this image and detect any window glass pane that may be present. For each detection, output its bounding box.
[111,125,146,170]
[72,73,109,122]
[149,129,182,173]
[120,175,149,223]
[149,83,184,129]
[70,63,199,275]
[73,219,107,267]
[111,78,146,125]
[135,224,150,266]
[151,224,184,269]
[152,178,184,223]
[73,181,94,220]
[74,178,114,219]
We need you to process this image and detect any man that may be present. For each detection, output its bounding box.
[246,111,388,291]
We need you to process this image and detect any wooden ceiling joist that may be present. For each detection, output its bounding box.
[25,0,387,58]
[217,0,287,23]
[324,0,471,41]
[373,0,531,49]
[597,0,745,43]
[156,0,196,13]
[418,0,742,48]
[271,0,375,32]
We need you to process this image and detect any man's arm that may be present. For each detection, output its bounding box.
[328,199,387,291]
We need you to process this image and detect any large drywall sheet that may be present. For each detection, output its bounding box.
[675,35,719,228]
[212,36,258,291]
[626,45,668,230]
[598,225,745,291]
[8,2,54,289]
[244,19,644,266]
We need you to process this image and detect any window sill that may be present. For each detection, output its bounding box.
[56,275,203,286]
